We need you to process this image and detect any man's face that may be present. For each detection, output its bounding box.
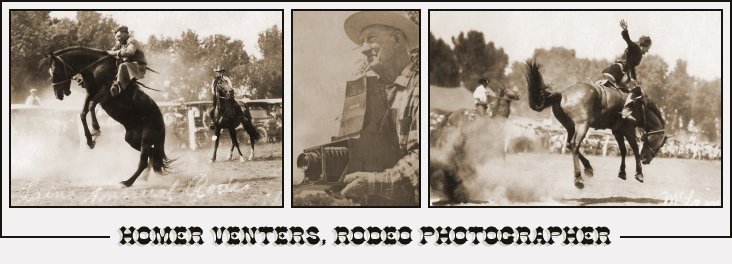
[215,71,223,78]
[640,45,650,55]
[115,31,129,43]
[359,25,404,70]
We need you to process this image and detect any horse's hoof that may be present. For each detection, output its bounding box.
[618,171,627,180]
[239,157,246,163]
[91,130,101,138]
[119,181,131,188]
[635,173,644,183]
[209,159,216,163]
[87,141,96,149]
[574,180,585,189]
[584,168,594,177]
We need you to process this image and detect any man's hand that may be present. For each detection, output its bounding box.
[340,171,375,197]
[106,50,117,56]
[620,19,628,30]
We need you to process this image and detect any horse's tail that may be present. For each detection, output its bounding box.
[242,117,261,143]
[151,134,174,174]
[525,60,562,111]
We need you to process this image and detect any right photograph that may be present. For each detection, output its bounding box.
[429,10,722,207]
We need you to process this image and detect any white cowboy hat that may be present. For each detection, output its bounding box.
[344,11,419,50]
[213,66,226,72]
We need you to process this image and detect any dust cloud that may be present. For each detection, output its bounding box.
[430,117,562,205]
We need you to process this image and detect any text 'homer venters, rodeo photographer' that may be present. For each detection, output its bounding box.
[119,225,612,246]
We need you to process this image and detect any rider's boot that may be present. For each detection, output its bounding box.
[621,93,636,122]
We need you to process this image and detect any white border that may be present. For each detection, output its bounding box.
[1,2,730,263]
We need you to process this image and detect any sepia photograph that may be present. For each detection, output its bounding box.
[292,10,420,207]
[9,10,283,206]
[429,11,722,206]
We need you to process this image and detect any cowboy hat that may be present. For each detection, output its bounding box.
[213,66,226,72]
[344,11,419,50]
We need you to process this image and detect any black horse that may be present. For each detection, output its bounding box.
[41,46,172,187]
[209,80,260,162]
[525,61,667,189]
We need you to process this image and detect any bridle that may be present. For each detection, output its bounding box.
[639,98,667,158]
[50,54,112,86]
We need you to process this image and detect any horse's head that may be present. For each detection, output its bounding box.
[638,99,667,164]
[41,53,73,100]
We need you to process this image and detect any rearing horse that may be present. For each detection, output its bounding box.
[209,78,261,162]
[41,46,173,187]
[525,61,667,189]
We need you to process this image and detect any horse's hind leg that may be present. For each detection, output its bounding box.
[613,132,628,180]
[121,145,150,188]
[248,135,255,161]
[229,128,245,162]
[577,152,593,177]
[570,123,590,189]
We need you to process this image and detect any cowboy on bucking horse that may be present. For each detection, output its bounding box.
[601,19,652,122]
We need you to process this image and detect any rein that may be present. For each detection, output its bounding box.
[640,99,666,157]
[51,54,112,86]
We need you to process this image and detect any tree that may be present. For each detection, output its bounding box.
[428,33,459,87]
[451,30,509,89]
[75,11,118,49]
[690,78,721,141]
[665,60,694,133]
[10,11,52,102]
[636,54,669,105]
[247,25,283,99]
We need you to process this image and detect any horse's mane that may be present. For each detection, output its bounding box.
[643,98,666,127]
[53,46,107,55]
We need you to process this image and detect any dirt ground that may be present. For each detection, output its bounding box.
[430,152,722,206]
[10,137,283,206]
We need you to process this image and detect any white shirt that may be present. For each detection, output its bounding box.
[25,95,40,106]
[473,84,495,104]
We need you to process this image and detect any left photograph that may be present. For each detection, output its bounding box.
[9,10,284,206]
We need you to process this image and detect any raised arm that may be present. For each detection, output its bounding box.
[620,19,634,47]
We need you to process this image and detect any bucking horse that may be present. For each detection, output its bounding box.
[525,60,667,189]
[41,46,173,187]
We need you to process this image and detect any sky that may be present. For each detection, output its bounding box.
[50,11,282,59]
[430,11,722,80]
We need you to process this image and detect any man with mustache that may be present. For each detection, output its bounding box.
[339,11,420,206]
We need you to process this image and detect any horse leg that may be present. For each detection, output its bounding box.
[210,127,222,163]
[141,162,153,182]
[89,101,101,138]
[228,132,236,161]
[120,144,151,188]
[626,134,644,183]
[228,128,245,162]
[80,95,95,149]
[577,152,593,177]
[613,132,628,180]
[248,134,255,161]
[571,124,590,189]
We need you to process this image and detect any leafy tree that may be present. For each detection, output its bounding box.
[75,11,118,49]
[247,25,282,99]
[10,11,52,102]
[428,33,459,87]
[451,30,508,90]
